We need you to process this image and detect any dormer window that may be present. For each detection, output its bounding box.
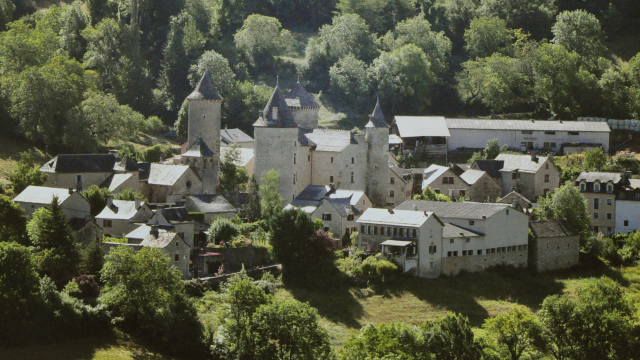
[580,182,586,192]
[594,181,600,192]
[607,183,613,193]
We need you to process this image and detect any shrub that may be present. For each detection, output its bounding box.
[208,218,242,246]
[141,144,174,162]
[74,275,100,299]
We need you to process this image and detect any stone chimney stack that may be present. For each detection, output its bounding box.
[106,195,113,207]
[530,154,538,163]
[150,225,159,238]
[68,188,74,195]
[135,198,141,210]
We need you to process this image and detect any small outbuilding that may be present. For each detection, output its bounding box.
[528,219,580,272]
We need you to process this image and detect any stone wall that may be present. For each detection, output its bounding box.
[441,249,528,276]
[529,235,579,272]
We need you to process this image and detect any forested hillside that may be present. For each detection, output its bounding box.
[1,0,640,155]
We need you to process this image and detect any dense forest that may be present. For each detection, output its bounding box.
[1,0,640,154]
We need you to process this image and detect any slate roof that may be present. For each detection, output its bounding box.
[495,154,549,173]
[187,195,237,214]
[459,169,486,185]
[298,129,314,147]
[297,185,333,201]
[186,73,223,101]
[141,231,181,249]
[305,129,356,152]
[389,134,403,145]
[125,224,152,240]
[331,190,366,207]
[220,147,254,167]
[628,179,640,189]
[576,172,623,184]
[183,137,215,157]
[96,200,144,220]
[253,85,297,128]
[220,128,254,145]
[498,191,533,206]
[395,201,511,220]
[445,119,611,132]
[154,207,193,224]
[530,219,576,238]
[472,160,504,179]
[113,156,138,172]
[326,197,356,217]
[68,218,96,231]
[101,173,135,192]
[40,154,117,173]
[285,81,319,108]
[422,165,449,188]
[14,186,73,205]
[357,208,438,227]
[393,116,450,138]
[147,164,191,186]
[365,98,388,128]
[443,223,484,238]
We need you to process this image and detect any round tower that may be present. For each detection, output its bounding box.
[187,73,223,156]
[365,98,390,207]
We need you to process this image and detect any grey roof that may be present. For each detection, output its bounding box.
[253,85,297,128]
[326,197,357,217]
[443,223,484,238]
[495,154,548,173]
[147,164,191,186]
[628,179,640,190]
[285,81,319,108]
[422,165,449,188]
[153,207,193,224]
[96,200,145,220]
[498,191,533,206]
[101,173,135,192]
[358,208,438,227]
[298,129,314,147]
[445,119,611,132]
[576,172,623,184]
[380,240,414,247]
[40,154,116,173]
[113,156,138,172]
[186,73,223,101]
[141,231,181,248]
[389,134,403,145]
[459,169,486,185]
[187,195,237,214]
[393,116,450,138]
[125,224,152,240]
[305,129,356,152]
[297,185,333,201]
[221,128,254,145]
[14,186,73,205]
[136,162,151,181]
[530,219,576,238]
[365,98,388,128]
[395,201,511,220]
[183,137,215,157]
[471,160,504,179]
[456,164,471,171]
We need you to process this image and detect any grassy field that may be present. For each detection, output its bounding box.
[0,135,49,185]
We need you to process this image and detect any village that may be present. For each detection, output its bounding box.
[9,72,634,281]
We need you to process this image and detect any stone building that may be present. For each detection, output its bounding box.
[421,164,501,202]
[252,83,390,206]
[391,116,449,156]
[40,154,139,192]
[142,228,191,277]
[387,155,414,207]
[472,154,560,200]
[185,194,238,224]
[14,186,91,220]
[144,164,203,203]
[95,196,153,238]
[529,219,580,272]
[146,206,195,248]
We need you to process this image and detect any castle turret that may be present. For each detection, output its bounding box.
[365,98,389,206]
[184,73,223,192]
[285,79,319,132]
[253,82,300,204]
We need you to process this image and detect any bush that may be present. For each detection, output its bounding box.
[141,144,174,162]
[208,217,242,246]
[73,275,100,299]
[142,116,164,133]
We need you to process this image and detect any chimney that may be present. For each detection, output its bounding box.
[150,225,159,238]
[530,154,538,163]
[109,149,120,161]
[272,107,278,120]
[135,198,141,210]
[388,208,394,214]
[414,204,418,211]
[106,195,113,207]
[68,188,74,194]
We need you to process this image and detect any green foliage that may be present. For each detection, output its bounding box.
[477,0,557,40]
[337,0,416,35]
[142,115,164,133]
[174,99,189,140]
[340,322,423,360]
[141,144,174,162]
[79,240,105,276]
[188,49,236,96]
[317,13,378,63]
[208,217,242,246]
[534,182,591,241]
[0,195,28,244]
[464,16,514,58]
[82,185,112,217]
[8,151,48,195]
[583,148,607,171]
[0,241,39,304]
[81,91,145,144]
[329,54,370,110]
[245,175,262,222]
[114,188,146,201]
[422,312,483,360]
[361,254,399,279]
[482,305,543,360]
[259,169,283,220]
[27,198,81,288]
[414,187,453,202]
[552,10,606,68]
[117,143,140,162]
[484,138,501,160]
[59,1,89,60]
[220,144,250,193]
[234,14,293,68]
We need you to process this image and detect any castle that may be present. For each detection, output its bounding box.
[183,73,403,207]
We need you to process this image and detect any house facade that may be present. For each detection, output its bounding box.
[185,194,238,224]
[40,154,139,192]
[95,197,153,238]
[387,157,413,207]
[14,186,90,220]
[147,206,195,248]
[145,164,203,203]
[529,220,580,272]
[421,164,501,202]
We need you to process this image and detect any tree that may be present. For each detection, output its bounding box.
[234,14,293,68]
[534,182,591,241]
[85,0,114,25]
[245,175,261,222]
[259,170,283,220]
[27,197,81,287]
[584,148,607,171]
[0,241,39,305]
[477,0,557,40]
[82,185,112,217]
[252,299,333,360]
[79,239,104,276]
[0,20,60,77]
[59,1,89,60]
[536,278,639,360]
[414,187,453,202]
[208,217,241,246]
[336,0,416,35]
[8,151,47,195]
[174,99,189,140]
[422,313,483,360]
[484,138,501,159]
[113,188,146,201]
[552,10,606,68]
[341,322,423,360]
[482,306,543,360]
[369,44,436,114]
[79,91,145,145]
[0,195,28,244]
[317,14,378,62]
[0,0,15,31]
[464,16,514,58]
[329,55,370,110]
[188,50,236,96]
[219,144,250,193]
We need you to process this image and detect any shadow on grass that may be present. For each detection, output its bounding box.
[286,283,365,329]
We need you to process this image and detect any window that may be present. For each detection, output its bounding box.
[512,173,518,180]
[593,213,599,220]
[374,226,378,235]
[607,227,612,232]
[594,226,599,232]
[569,131,579,135]
[593,198,600,209]
[447,251,452,257]
[390,177,395,184]
[551,142,557,148]
[459,189,466,197]
[580,183,586,192]
[330,157,334,163]
[522,130,533,135]
[453,251,458,256]
[624,220,629,226]
[186,181,192,189]
[443,177,454,184]
[545,131,556,135]
[351,157,355,164]
[174,254,180,262]
[293,153,296,164]
[477,250,482,255]
[450,239,454,244]
[176,241,179,247]
[607,199,613,205]
[448,189,454,198]
[544,142,549,148]
[322,213,332,221]
[429,244,436,254]
[469,220,475,226]
[607,213,613,220]
[389,190,395,197]
[546,163,549,170]
[594,182,601,192]
[351,172,354,183]
[330,176,334,183]
[76,174,84,183]
[607,183,613,193]
[434,189,441,194]
[462,250,467,256]
[293,173,296,184]
[544,175,550,183]
[324,227,329,232]
[103,220,112,228]
[361,225,367,234]
[347,214,354,221]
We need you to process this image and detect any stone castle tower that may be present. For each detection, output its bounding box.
[182,73,223,193]
[365,98,390,207]
[285,79,320,132]
[253,83,299,204]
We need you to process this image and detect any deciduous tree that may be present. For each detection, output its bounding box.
[0,195,28,244]
[8,151,47,195]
